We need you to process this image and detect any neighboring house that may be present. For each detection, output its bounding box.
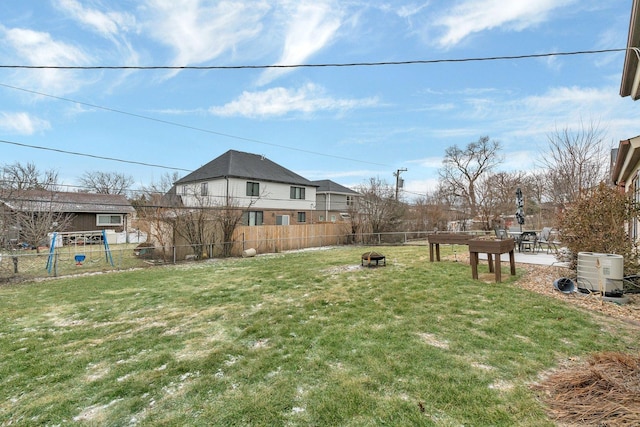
[0,189,135,245]
[613,0,640,239]
[620,0,640,100]
[611,136,640,240]
[173,150,317,225]
[312,179,360,223]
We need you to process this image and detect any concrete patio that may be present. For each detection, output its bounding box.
[479,251,568,267]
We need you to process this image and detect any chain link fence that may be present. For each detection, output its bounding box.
[0,230,449,283]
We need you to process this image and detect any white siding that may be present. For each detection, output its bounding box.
[180,177,316,210]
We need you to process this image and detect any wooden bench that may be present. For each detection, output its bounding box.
[468,238,516,283]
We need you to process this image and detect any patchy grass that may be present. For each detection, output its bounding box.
[1,246,638,426]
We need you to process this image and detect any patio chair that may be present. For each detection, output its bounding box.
[519,231,538,253]
[494,228,508,239]
[536,227,554,253]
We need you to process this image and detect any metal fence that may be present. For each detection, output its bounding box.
[0,230,481,283]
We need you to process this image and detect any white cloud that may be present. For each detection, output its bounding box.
[408,156,442,169]
[435,0,575,48]
[142,0,269,70]
[0,112,50,135]
[1,26,92,94]
[3,27,88,66]
[209,83,378,118]
[404,177,440,197]
[55,0,136,38]
[258,1,343,85]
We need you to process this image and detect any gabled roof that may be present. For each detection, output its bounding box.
[620,0,640,99]
[612,136,640,185]
[0,190,135,214]
[312,179,360,195]
[175,150,316,187]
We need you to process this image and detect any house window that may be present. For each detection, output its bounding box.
[247,182,260,197]
[96,214,123,226]
[346,195,354,206]
[297,212,306,223]
[201,182,208,196]
[181,185,187,195]
[244,211,263,226]
[290,186,305,199]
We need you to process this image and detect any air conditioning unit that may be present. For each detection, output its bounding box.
[576,252,624,297]
[276,215,290,225]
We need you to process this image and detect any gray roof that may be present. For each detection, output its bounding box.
[175,150,316,187]
[312,180,360,195]
[0,190,135,214]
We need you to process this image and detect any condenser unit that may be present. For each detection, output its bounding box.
[576,252,624,297]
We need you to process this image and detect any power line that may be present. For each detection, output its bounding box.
[0,139,192,171]
[0,49,626,70]
[0,82,390,168]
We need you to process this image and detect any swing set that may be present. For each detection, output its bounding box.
[46,230,114,274]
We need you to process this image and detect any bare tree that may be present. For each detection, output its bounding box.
[133,172,181,259]
[355,177,406,236]
[14,209,74,252]
[79,171,133,195]
[438,136,502,218]
[213,195,247,257]
[539,122,608,206]
[171,188,217,259]
[1,162,59,191]
[409,191,449,231]
[475,174,502,231]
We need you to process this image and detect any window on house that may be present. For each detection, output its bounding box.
[181,185,187,195]
[96,214,123,226]
[201,182,208,196]
[244,211,263,226]
[346,195,354,206]
[247,182,260,197]
[297,212,306,223]
[290,186,305,199]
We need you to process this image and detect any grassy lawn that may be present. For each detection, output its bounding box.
[1,246,638,426]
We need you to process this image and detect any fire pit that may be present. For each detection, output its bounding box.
[361,251,386,267]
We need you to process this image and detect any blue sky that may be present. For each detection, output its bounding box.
[0,0,638,198]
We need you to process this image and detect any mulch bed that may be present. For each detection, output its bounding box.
[534,352,640,426]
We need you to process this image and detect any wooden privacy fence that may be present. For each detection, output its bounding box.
[232,223,351,256]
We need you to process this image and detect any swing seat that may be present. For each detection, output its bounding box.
[74,254,86,265]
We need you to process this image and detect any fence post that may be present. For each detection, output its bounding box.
[173,246,176,264]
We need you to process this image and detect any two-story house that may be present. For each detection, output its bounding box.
[312,179,360,223]
[174,150,318,225]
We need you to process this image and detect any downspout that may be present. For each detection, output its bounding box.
[225,176,229,205]
[326,193,330,222]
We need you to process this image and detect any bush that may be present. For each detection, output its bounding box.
[558,183,639,273]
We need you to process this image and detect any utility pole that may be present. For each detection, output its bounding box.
[394,168,407,200]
